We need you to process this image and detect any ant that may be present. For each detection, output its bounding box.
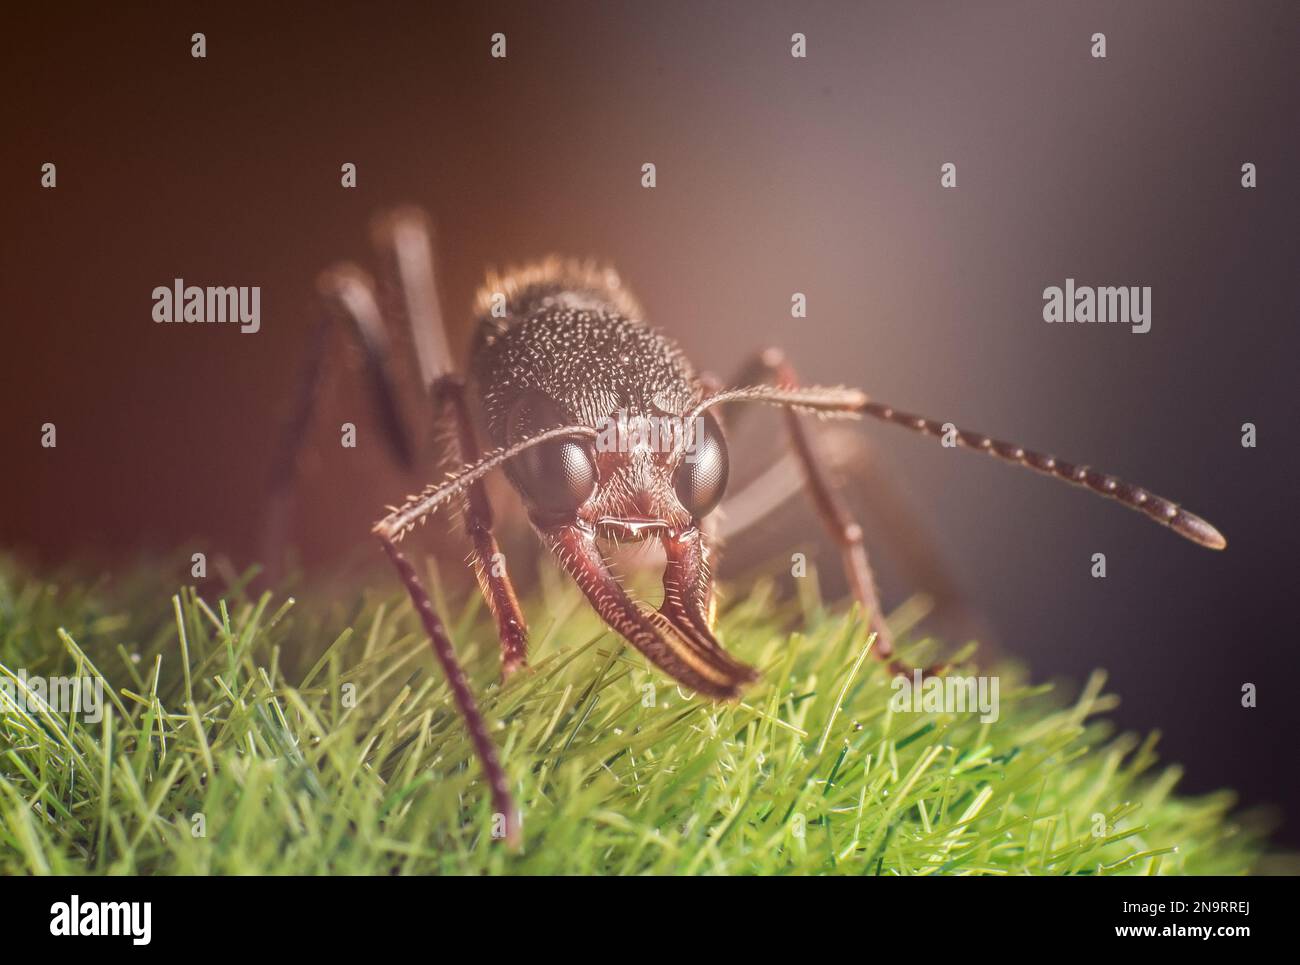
[269,208,1225,845]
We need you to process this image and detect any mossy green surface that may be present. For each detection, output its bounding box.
[0,556,1268,875]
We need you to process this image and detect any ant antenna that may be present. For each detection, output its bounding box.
[696,384,1226,550]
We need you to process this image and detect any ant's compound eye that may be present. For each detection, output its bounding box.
[506,392,598,517]
[674,412,729,518]
[515,437,598,516]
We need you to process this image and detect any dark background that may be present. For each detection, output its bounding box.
[3,2,1297,844]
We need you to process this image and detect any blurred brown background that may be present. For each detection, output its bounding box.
[3,2,1298,843]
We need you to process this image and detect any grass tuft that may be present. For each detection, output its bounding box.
[0,554,1271,875]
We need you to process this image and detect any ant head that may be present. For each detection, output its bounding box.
[504,390,729,541]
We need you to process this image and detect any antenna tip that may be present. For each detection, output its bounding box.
[1176,510,1227,550]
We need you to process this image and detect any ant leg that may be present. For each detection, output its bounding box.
[370,207,454,391]
[431,376,530,677]
[267,213,521,841]
[719,422,993,651]
[365,211,522,837]
[724,348,941,672]
[376,532,519,846]
[368,209,529,677]
[264,266,418,577]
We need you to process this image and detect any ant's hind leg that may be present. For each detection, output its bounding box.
[370,207,455,391]
[264,266,420,578]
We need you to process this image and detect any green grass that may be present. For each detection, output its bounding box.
[0,552,1272,875]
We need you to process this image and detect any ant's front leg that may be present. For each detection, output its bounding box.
[431,376,530,677]
[375,530,520,846]
[371,209,530,678]
[365,209,523,836]
[718,419,993,654]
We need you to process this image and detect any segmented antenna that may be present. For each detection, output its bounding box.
[858,401,1226,550]
[373,424,599,540]
[697,384,1226,550]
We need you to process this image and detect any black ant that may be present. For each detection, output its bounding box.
[269,208,1224,845]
